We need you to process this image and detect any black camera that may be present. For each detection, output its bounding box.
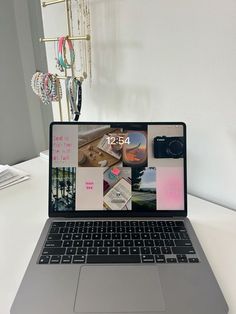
[153,136,184,159]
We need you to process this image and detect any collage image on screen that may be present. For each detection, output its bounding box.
[51,124,185,212]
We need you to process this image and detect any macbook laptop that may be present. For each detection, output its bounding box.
[11,122,228,314]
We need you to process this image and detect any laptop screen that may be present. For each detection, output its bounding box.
[49,122,186,216]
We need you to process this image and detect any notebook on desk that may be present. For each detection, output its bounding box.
[11,122,228,314]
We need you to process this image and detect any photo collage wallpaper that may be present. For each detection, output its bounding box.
[51,124,185,212]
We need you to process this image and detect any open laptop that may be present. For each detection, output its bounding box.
[11,122,228,314]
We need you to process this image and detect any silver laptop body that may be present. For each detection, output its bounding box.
[11,122,228,314]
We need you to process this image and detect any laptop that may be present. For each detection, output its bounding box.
[11,122,228,314]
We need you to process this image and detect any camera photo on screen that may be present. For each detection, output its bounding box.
[154,136,184,159]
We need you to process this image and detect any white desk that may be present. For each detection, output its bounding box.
[1,157,236,314]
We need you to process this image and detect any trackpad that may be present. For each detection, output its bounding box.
[74,266,165,313]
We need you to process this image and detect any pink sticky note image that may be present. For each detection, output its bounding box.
[157,167,184,210]
[111,168,120,176]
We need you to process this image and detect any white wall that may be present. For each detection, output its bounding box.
[41,0,236,210]
[0,0,53,165]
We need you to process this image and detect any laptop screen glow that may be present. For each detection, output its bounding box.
[51,123,185,212]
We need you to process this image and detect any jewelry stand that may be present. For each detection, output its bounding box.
[40,0,91,121]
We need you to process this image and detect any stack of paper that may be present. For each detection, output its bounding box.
[0,165,30,190]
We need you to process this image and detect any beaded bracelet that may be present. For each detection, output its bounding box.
[58,36,75,69]
[31,72,62,105]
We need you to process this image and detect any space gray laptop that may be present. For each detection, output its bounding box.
[11,122,228,314]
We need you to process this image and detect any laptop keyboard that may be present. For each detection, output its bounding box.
[38,220,199,264]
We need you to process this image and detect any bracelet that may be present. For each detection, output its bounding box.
[65,77,82,120]
[31,72,62,105]
[58,36,75,69]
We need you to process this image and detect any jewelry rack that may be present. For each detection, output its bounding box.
[40,0,91,121]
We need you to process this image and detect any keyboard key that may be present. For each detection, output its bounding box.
[92,234,101,240]
[163,227,172,233]
[49,227,59,234]
[121,221,129,226]
[134,240,144,247]
[50,255,61,264]
[141,233,150,239]
[42,248,65,255]
[112,233,121,240]
[109,247,119,255]
[166,258,177,263]
[175,221,184,226]
[122,233,131,240]
[104,240,113,247]
[164,239,174,246]
[66,221,75,227]
[77,248,87,255]
[141,247,150,254]
[142,255,154,263]
[83,240,93,247]
[151,247,161,254]
[52,222,66,227]
[160,233,169,240]
[87,255,141,263]
[72,234,82,240]
[114,240,123,246]
[147,221,157,226]
[154,240,164,247]
[82,234,91,240]
[59,227,69,233]
[150,233,160,239]
[94,240,103,247]
[177,254,188,263]
[173,226,186,233]
[88,248,98,255]
[45,241,62,248]
[61,255,72,264]
[131,233,140,239]
[62,234,72,240]
[66,248,76,255]
[166,221,175,226]
[144,240,154,247]
[130,247,140,254]
[154,227,163,233]
[157,221,166,227]
[155,255,166,263]
[69,227,78,233]
[73,240,83,247]
[98,248,108,255]
[73,255,86,263]
[39,255,50,264]
[63,241,73,247]
[102,233,111,240]
[175,240,192,247]
[47,234,62,241]
[75,221,84,227]
[172,247,195,255]
[124,240,133,247]
[180,232,189,240]
[188,258,199,263]
[161,247,171,254]
[170,232,180,240]
[120,247,129,254]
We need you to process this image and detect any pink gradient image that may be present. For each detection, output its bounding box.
[157,167,184,210]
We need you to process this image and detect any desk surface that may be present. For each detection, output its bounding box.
[1,157,236,314]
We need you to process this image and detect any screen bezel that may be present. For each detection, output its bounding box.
[48,121,187,218]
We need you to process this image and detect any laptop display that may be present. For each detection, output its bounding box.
[50,122,186,215]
